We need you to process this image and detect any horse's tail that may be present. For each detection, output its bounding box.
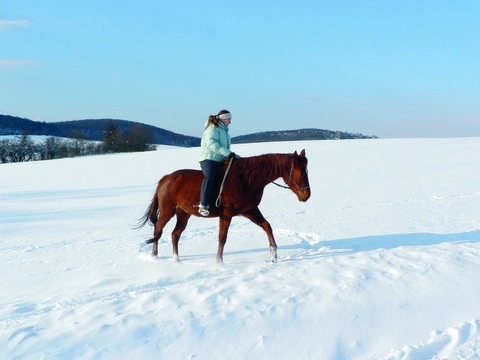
[133,192,159,230]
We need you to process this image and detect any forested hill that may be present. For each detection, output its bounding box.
[0,115,200,146]
[0,114,377,146]
[233,128,377,143]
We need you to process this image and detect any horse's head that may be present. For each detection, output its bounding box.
[284,149,311,202]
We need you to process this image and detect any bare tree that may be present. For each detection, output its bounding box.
[45,137,62,159]
[6,133,37,162]
[0,139,10,163]
[124,124,155,152]
[69,130,88,157]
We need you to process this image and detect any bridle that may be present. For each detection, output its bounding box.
[217,158,309,207]
[272,163,310,191]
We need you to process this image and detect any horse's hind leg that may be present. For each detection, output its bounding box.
[147,209,175,256]
[171,209,191,262]
[242,207,278,262]
[151,231,161,256]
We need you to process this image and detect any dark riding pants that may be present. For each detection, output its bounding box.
[200,160,221,208]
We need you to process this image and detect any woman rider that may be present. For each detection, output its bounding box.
[198,109,236,216]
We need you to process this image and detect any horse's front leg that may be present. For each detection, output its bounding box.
[216,214,232,264]
[242,207,278,263]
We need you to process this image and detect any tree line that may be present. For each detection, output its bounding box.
[0,121,156,164]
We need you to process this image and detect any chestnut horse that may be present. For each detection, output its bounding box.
[136,150,311,263]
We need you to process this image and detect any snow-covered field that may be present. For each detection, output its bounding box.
[1,137,480,360]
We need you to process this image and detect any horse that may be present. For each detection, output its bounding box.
[136,149,311,264]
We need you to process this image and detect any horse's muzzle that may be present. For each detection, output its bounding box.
[297,189,311,202]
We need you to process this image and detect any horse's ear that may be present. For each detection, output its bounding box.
[300,149,306,157]
[293,151,298,158]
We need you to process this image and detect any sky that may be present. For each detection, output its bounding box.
[1,1,479,138]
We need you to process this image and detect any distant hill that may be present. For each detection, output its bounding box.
[0,115,200,147]
[0,114,377,146]
[232,128,377,143]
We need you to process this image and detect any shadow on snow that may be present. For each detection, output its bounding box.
[141,230,480,262]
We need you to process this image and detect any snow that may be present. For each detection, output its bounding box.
[1,137,480,360]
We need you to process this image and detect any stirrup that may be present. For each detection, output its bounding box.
[198,205,209,217]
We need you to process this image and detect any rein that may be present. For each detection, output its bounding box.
[215,156,234,207]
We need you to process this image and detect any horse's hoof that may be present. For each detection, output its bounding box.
[172,254,179,262]
[152,251,158,257]
[216,256,224,265]
[269,247,277,263]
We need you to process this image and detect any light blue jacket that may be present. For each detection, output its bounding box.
[198,122,232,162]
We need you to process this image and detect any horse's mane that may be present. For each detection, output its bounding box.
[226,153,291,186]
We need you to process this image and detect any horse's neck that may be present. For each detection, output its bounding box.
[250,154,291,187]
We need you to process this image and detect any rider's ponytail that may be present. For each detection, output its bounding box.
[205,110,230,129]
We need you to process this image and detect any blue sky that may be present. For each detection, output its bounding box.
[1,1,479,138]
